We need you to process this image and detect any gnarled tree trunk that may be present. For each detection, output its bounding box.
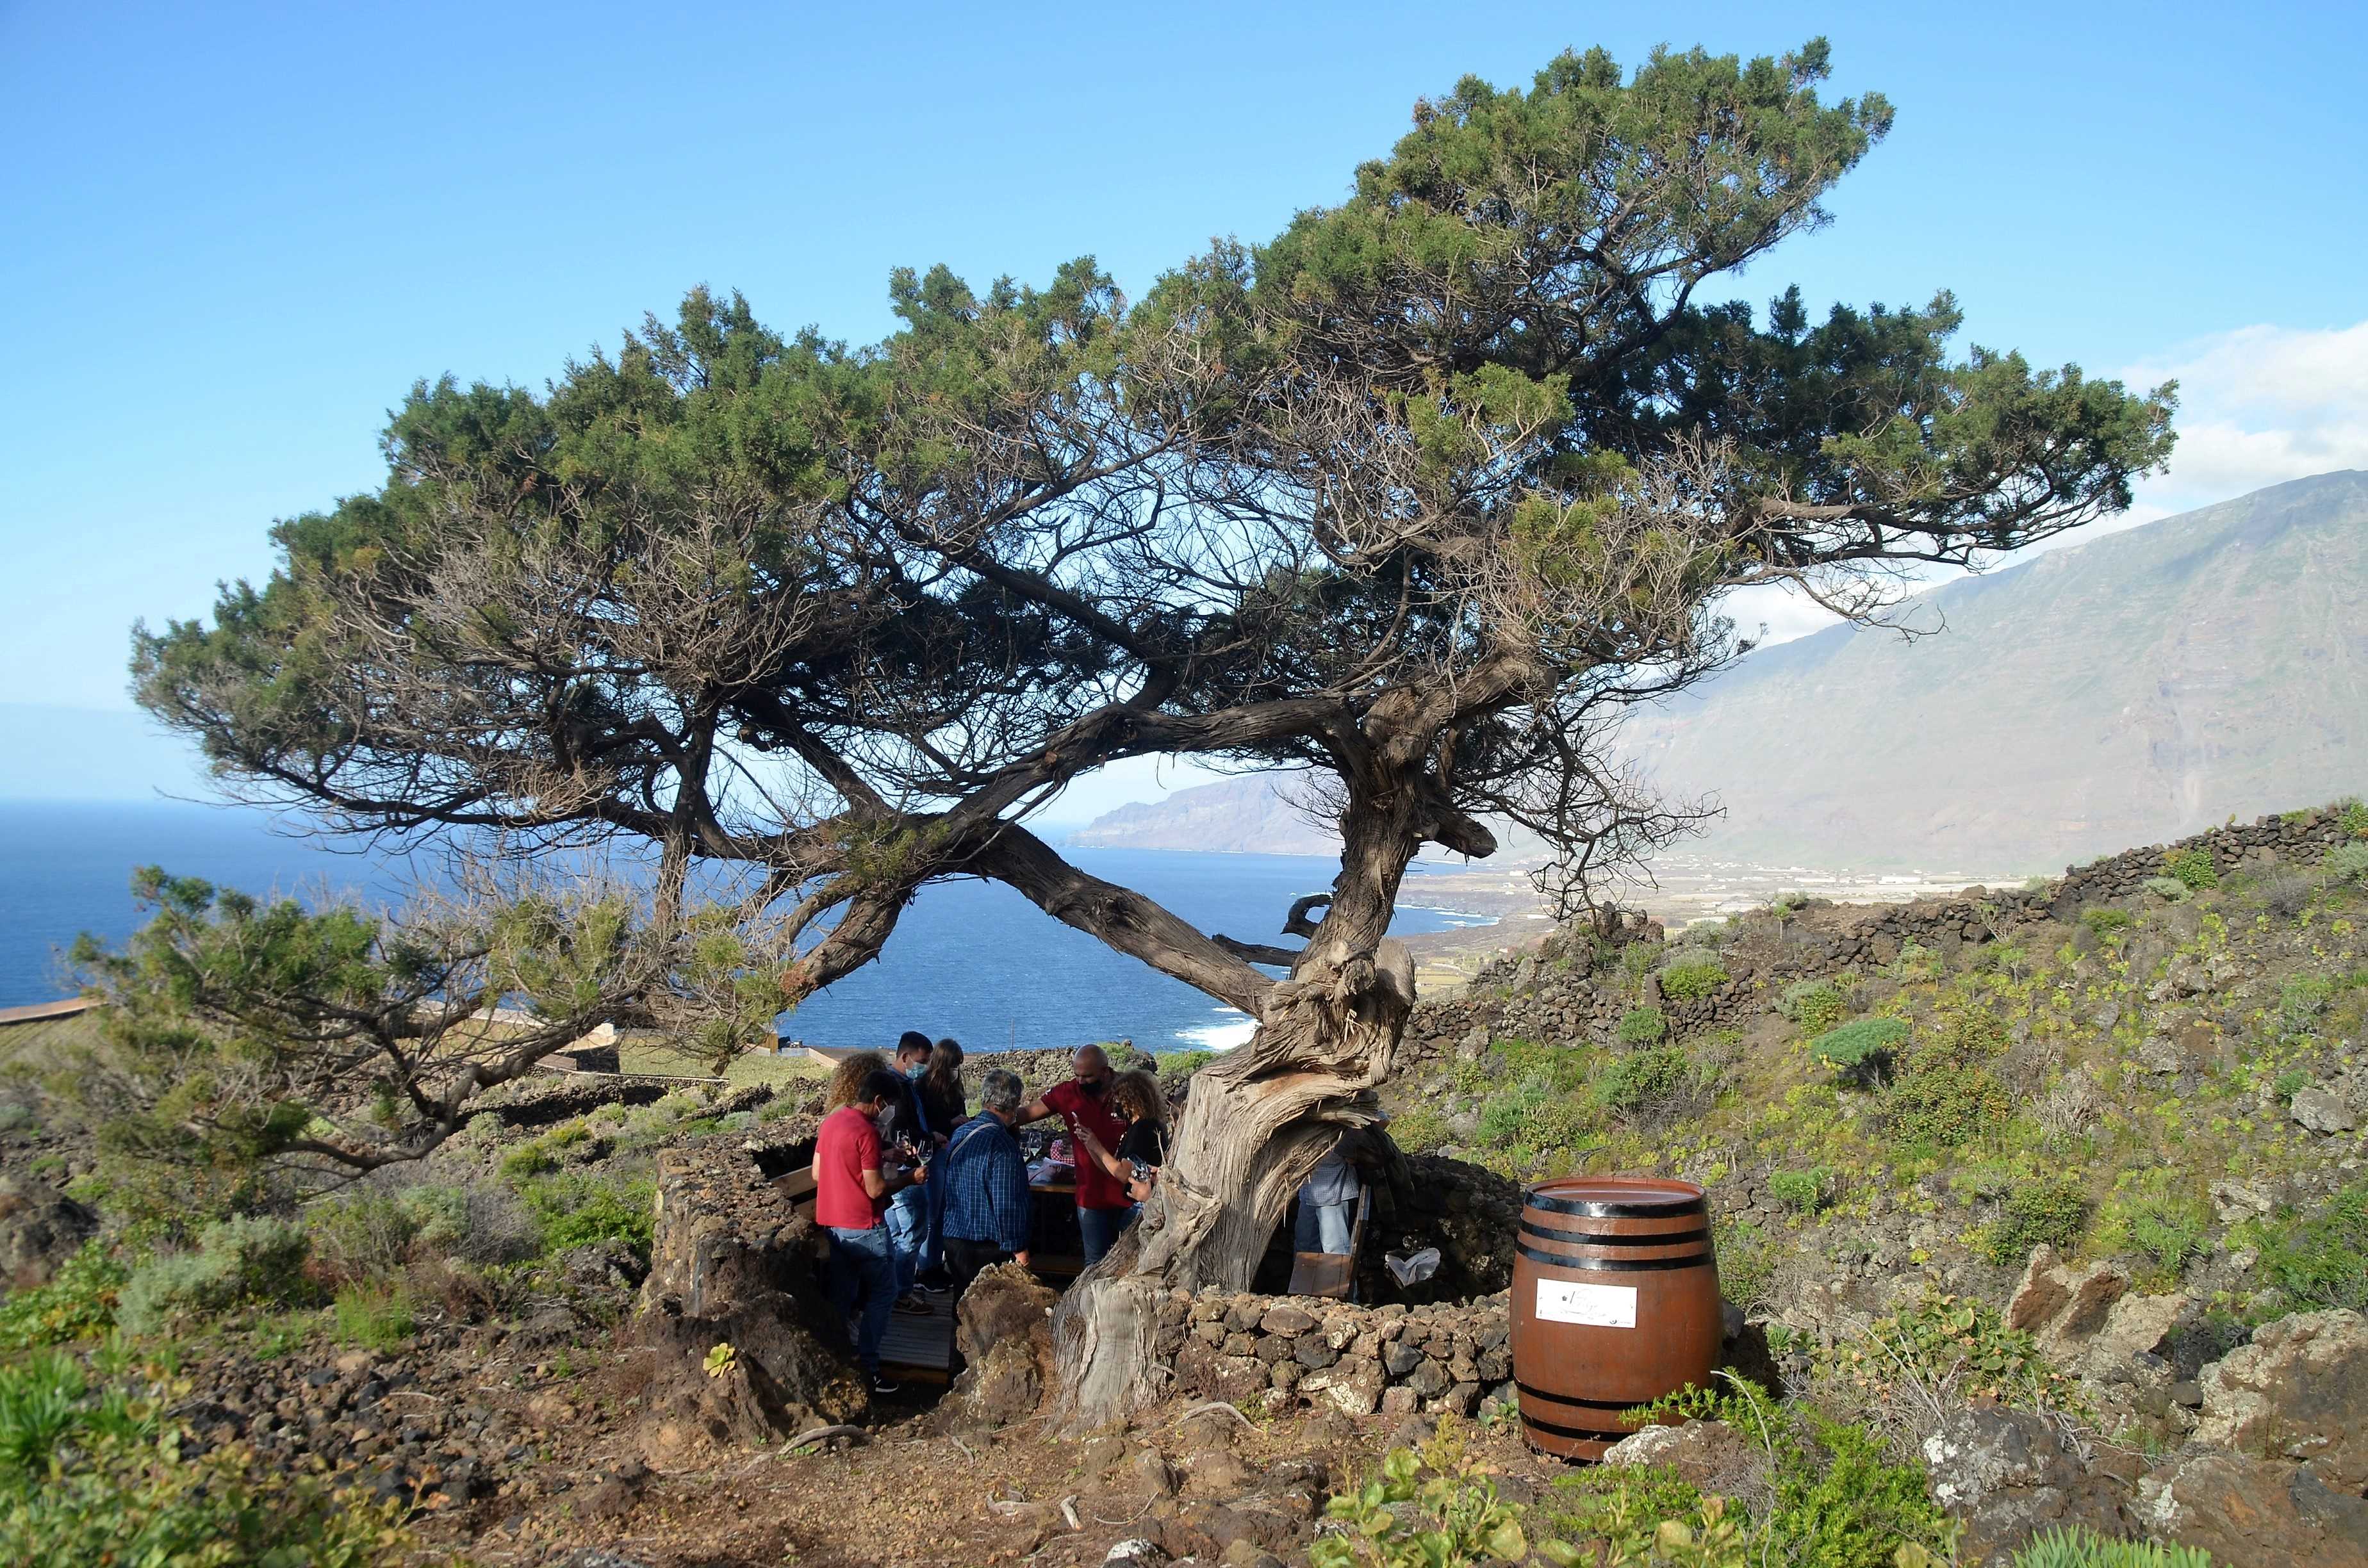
[1050,936,1416,1426]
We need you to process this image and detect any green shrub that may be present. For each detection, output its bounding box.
[1975,1177,2090,1265]
[2142,876,2191,902]
[116,1216,314,1336]
[2080,906,2132,936]
[0,1359,408,1564]
[1769,1166,1832,1215]
[1159,1049,1215,1079]
[586,1100,629,1127]
[305,1190,422,1286]
[1820,1294,2086,1414]
[2162,847,2219,891]
[543,1120,593,1149]
[2011,1524,2214,1567]
[1595,1045,1710,1128]
[330,1284,415,1352]
[1809,1018,1908,1088]
[1889,940,1943,981]
[1624,1381,1952,1568]
[499,1142,559,1178]
[1657,955,1729,1002]
[2338,797,2368,838]
[0,1244,127,1351]
[522,1175,656,1261]
[1886,1014,2011,1150]
[1615,1006,1666,1046]
[2273,1068,2311,1102]
[2326,842,2368,886]
[1317,1426,1578,1568]
[1713,1220,1779,1314]
[2253,1182,2368,1314]
[1388,1106,1449,1154]
[1779,979,1848,1033]
[2280,973,2335,1031]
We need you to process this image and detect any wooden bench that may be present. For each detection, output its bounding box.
[1287,1186,1371,1300]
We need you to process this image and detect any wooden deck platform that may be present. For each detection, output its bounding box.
[879,1290,958,1384]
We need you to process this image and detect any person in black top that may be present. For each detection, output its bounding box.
[918,1037,967,1134]
[1075,1069,1167,1205]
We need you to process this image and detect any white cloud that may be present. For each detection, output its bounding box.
[2121,319,2368,519]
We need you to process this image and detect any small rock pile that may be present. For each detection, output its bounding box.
[1154,1289,1513,1419]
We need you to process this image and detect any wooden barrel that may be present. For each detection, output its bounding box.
[1510,1176,1721,1460]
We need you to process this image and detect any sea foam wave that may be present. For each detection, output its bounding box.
[1176,1012,1258,1051]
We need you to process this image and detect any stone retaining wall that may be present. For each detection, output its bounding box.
[1155,1289,1513,1419]
[1402,806,2361,1068]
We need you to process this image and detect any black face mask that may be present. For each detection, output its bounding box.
[1078,1077,1110,1097]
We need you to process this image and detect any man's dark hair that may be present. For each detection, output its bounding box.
[896,1031,932,1058]
[860,1068,906,1108]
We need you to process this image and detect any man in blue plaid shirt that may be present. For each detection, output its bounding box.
[941,1066,1033,1298]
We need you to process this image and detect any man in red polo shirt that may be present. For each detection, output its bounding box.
[814,1068,917,1395]
[1020,1045,1135,1268]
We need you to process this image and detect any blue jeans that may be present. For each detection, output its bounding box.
[885,1185,928,1296]
[1078,1204,1136,1269]
[1295,1200,1353,1255]
[827,1224,896,1377]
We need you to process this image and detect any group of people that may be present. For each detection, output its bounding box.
[810,1038,1169,1393]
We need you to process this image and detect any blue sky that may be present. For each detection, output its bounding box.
[3,0,2364,810]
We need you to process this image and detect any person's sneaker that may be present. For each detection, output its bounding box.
[869,1375,901,1396]
[892,1292,933,1315]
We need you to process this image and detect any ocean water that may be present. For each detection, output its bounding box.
[0,803,1490,1053]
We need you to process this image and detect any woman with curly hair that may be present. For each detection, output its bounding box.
[1074,1068,1167,1209]
[821,1050,892,1113]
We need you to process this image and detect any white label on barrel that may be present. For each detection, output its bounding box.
[1535,1278,1637,1328]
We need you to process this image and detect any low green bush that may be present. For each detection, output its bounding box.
[1625,1380,1953,1568]
[2253,1182,2368,1315]
[2280,973,2335,1032]
[2011,1524,2214,1567]
[116,1216,314,1337]
[1316,1429,1572,1568]
[0,1357,408,1564]
[522,1174,656,1261]
[1657,954,1729,1002]
[0,1244,127,1351]
[1809,1018,1908,1089]
[1886,1014,2011,1151]
[330,1284,416,1352]
[1595,1045,1711,1128]
[2100,1172,2213,1282]
[1975,1177,2090,1265]
[2081,907,2132,936]
[1615,1006,1667,1046]
[2142,876,2191,902]
[2162,847,2219,892]
[1769,1166,1833,1215]
[1779,979,1848,1033]
[2326,843,2368,886]
[2337,797,2368,838]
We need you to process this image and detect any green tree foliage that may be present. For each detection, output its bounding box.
[58,867,791,1182]
[120,39,2174,1248]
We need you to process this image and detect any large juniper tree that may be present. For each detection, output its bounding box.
[134,42,2172,1416]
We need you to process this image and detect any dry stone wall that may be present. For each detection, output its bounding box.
[1155,1288,1515,1420]
[1402,806,2360,1067]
